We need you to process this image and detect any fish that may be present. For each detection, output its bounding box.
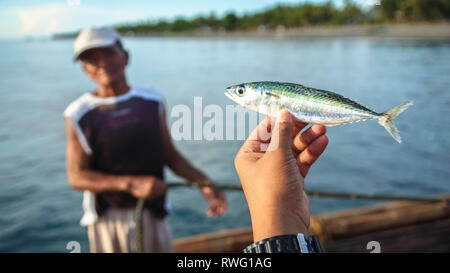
[225,81,413,143]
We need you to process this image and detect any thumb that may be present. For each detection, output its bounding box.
[267,110,293,152]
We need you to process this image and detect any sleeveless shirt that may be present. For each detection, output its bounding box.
[63,86,168,224]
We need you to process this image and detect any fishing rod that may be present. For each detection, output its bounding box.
[167,181,447,203]
[135,181,448,252]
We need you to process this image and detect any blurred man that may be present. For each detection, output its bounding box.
[63,27,227,253]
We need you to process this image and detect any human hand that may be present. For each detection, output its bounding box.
[200,181,228,217]
[234,110,328,242]
[127,176,168,200]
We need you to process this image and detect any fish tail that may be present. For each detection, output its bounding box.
[378,101,413,144]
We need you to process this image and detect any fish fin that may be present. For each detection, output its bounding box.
[320,117,374,127]
[378,101,413,144]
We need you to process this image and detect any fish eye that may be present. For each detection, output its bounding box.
[237,87,245,96]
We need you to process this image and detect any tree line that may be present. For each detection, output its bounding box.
[53,0,450,38]
[114,1,367,35]
[380,0,449,21]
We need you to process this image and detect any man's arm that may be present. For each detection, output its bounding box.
[65,118,167,199]
[160,107,212,186]
[160,105,227,216]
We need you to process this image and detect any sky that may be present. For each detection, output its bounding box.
[0,0,379,38]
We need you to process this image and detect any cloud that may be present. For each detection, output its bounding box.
[14,3,146,37]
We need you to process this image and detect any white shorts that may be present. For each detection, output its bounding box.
[87,208,174,253]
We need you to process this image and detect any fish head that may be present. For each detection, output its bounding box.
[225,83,263,111]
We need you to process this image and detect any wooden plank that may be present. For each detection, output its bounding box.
[174,227,253,253]
[323,217,450,253]
[173,195,450,253]
[318,194,450,223]
[313,198,450,240]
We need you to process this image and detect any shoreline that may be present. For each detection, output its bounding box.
[45,22,450,41]
[122,22,450,40]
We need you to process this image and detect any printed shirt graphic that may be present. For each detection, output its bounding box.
[63,86,168,226]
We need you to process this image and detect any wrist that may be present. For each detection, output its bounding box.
[200,177,213,186]
[121,175,144,193]
[250,208,308,242]
[122,179,133,193]
[194,177,214,188]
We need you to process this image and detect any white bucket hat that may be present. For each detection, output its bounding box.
[73,26,122,61]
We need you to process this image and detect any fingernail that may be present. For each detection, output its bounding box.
[278,110,292,123]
